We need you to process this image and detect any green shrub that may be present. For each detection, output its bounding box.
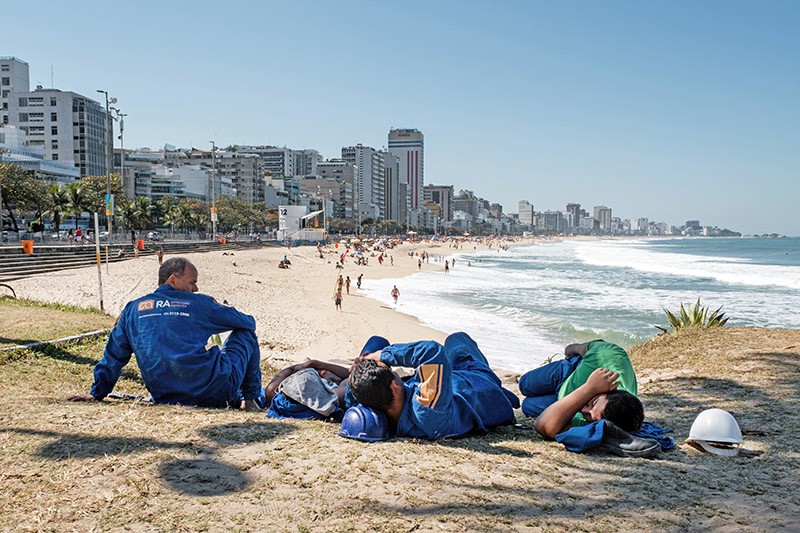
[661,298,729,332]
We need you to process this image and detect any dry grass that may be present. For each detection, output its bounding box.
[1,324,799,531]
[0,297,114,349]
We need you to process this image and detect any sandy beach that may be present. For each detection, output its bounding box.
[10,238,523,368]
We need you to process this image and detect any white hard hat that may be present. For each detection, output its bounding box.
[686,408,743,457]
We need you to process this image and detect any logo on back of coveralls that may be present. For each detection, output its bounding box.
[137,299,155,312]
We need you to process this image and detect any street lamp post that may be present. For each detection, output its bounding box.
[209,141,217,240]
[96,90,116,246]
[111,107,127,197]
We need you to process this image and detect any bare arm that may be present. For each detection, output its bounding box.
[564,342,590,357]
[303,360,351,381]
[533,368,620,440]
[264,363,304,402]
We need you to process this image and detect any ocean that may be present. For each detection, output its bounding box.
[361,237,800,372]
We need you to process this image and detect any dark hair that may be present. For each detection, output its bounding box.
[158,257,191,285]
[602,390,644,432]
[349,359,395,411]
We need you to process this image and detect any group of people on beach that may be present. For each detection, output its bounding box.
[69,254,665,458]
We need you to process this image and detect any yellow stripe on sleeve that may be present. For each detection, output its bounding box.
[416,364,443,409]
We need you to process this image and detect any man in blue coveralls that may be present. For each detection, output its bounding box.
[521,340,660,456]
[68,257,263,411]
[348,332,520,439]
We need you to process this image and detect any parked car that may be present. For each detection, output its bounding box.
[147,231,163,242]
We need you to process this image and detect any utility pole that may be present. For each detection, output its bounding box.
[96,90,116,246]
[209,141,217,240]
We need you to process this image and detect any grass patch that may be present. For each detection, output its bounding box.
[0,322,798,531]
[0,297,114,349]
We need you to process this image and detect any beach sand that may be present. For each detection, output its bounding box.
[10,239,514,367]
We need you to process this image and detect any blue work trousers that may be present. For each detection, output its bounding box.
[201,329,264,408]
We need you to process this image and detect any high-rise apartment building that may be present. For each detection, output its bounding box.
[383,151,402,222]
[236,145,294,177]
[316,160,356,220]
[565,203,581,229]
[423,185,454,222]
[342,144,385,219]
[519,200,534,226]
[593,205,612,232]
[1,57,29,126]
[9,86,107,177]
[388,128,423,210]
[294,149,321,177]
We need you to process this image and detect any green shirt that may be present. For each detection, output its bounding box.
[557,340,638,427]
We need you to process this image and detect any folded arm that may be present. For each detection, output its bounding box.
[533,368,619,440]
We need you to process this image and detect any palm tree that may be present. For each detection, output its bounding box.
[117,197,139,230]
[132,196,154,229]
[45,184,70,233]
[162,208,181,239]
[66,183,91,229]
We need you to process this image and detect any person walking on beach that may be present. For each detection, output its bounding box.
[130,229,137,247]
[67,228,74,245]
[67,257,264,411]
[345,276,351,295]
[444,260,450,274]
[357,273,363,289]
[75,227,83,246]
[157,247,164,265]
[349,332,520,440]
[418,259,422,270]
[334,286,343,311]
[391,285,400,305]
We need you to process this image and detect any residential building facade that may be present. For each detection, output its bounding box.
[388,128,423,210]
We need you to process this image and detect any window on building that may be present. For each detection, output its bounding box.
[1,77,9,86]
[1,90,8,98]
[51,112,57,121]
[2,116,7,125]
[52,153,59,160]
[18,97,27,106]
[51,139,58,149]
[50,98,57,106]
[19,113,27,122]
[51,126,58,135]
[1,65,9,72]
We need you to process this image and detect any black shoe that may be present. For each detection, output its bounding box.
[599,420,660,458]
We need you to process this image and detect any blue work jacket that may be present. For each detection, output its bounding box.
[90,285,256,405]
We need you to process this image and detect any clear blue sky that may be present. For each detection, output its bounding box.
[6,1,799,235]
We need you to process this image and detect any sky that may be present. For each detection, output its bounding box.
[5,1,799,235]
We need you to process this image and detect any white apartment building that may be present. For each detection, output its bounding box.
[0,124,80,184]
[388,128,424,210]
[1,57,29,126]
[342,144,386,219]
[317,160,355,220]
[293,149,321,177]
[518,200,534,226]
[236,145,294,177]
[8,86,107,177]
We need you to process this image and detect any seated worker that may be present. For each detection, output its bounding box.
[67,257,264,411]
[520,340,659,456]
[349,332,520,440]
[265,359,352,421]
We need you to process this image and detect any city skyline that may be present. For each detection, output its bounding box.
[3,1,798,235]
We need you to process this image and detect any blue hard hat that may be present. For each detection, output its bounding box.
[338,405,390,442]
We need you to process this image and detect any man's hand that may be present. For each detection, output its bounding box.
[585,368,620,394]
[243,399,262,412]
[66,394,97,402]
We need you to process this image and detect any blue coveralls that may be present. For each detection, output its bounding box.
[379,332,520,439]
[90,284,262,407]
[518,350,612,452]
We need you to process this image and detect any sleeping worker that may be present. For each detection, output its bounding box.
[521,340,663,457]
[348,332,520,439]
[67,257,264,411]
